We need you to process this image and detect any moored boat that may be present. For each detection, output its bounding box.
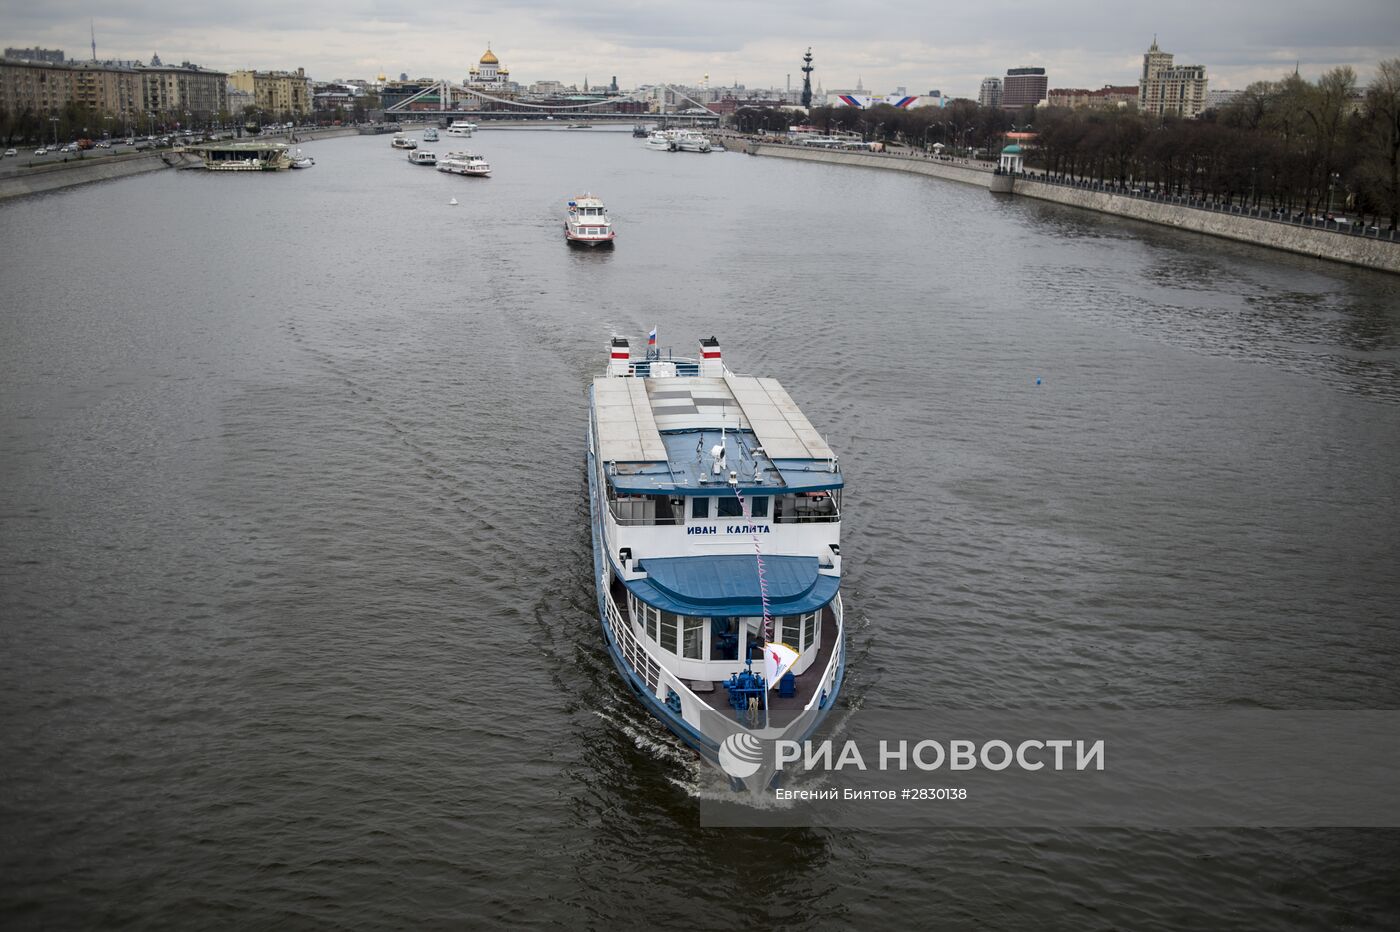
[675,130,713,153]
[437,150,491,176]
[644,131,676,152]
[587,335,846,791]
[564,194,616,246]
[185,140,294,171]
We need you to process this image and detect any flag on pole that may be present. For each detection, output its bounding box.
[764,641,799,690]
[647,326,657,348]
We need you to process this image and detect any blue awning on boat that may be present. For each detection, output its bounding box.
[625,554,838,617]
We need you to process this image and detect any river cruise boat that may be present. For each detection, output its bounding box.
[565,195,616,247]
[644,131,676,152]
[588,335,846,791]
[437,151,491,176]
[446,121,477,137]
[408,149,437,165]
[390,133,417,150]
[185,141,294,171]
[423,127,439,141]
[675,130,713,153]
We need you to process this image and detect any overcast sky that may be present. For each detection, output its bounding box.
[5,1,1397,97]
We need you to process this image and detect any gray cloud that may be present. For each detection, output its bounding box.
[5,0,1396,95]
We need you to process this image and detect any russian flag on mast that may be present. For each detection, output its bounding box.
[648,326,657,347]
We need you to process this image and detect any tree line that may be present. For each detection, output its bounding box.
[736,60,1400,230]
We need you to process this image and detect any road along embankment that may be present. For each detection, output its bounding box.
[744,141,1400,275]
[745,141,995,190]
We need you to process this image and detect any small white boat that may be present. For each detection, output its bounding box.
[391,133,417,150]
[644,131,676,152]
[408,149,438,165]
[437,151,490,176]
[564,194,615,247]
[448,197,458,205]
[423,127,439,141]
[289,148,314,168]
[675,130,712,153]
[446,121,477,137]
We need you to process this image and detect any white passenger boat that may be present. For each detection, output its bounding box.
[446,121,477,137]
[564,194,616,246]
[390,133,417,150]
[408,149,437,165]
[289,148,314,168]
[588,335,846,791]
[423,127,439,141]
[437,151,490,176]
[675,130,712,153]
[644,131,676,152]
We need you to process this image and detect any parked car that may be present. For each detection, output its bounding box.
[3,148,16,157]
[34,147,47,155]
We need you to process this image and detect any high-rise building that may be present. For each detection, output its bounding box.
[0,59,141,120]
[1138,39,1208,118]
[3,47,65,63]
[139,62,228,120]
[229,68,312,116]
[1002,67,1047,110]
[978,77,1002,109]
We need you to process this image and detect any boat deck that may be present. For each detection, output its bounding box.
[610,575,839,714]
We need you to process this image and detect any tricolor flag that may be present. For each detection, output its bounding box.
[764,641,800,690]
[647,327,657,347]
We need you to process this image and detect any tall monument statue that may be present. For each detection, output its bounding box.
[801,48,814,109]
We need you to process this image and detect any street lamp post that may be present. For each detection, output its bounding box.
[50,116,59,148]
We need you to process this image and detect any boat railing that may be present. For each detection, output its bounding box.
[604,586,763,745]
[609,497,682,526]
[807,593,844,712]
[773,506,840,524]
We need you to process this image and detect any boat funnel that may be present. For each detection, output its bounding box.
[699,336,722,377]
[608,336,631,376]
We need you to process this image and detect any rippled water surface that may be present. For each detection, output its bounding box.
[3,129,1399,929]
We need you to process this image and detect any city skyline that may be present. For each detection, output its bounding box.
[4,0,1397,99]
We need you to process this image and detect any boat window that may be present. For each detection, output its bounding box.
[691,497,709,519]
[682,617,704,659]
[749,496,769,519]
[660,611,679,654]
[710,618,738,660]
[802,611,817,651]
[717,496,744,518]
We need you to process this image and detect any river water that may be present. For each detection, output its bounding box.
[2,129,1398,929]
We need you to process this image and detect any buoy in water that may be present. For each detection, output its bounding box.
[448,197,458,205]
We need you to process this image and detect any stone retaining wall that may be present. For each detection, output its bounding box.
[1011,179,1400,274]
[746,141,1400,274]
[0,152,175,201]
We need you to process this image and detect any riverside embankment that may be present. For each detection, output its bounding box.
[0,126,360,202]
[744,140,1400,275]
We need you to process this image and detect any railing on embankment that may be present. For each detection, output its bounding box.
[744,141,1400,275]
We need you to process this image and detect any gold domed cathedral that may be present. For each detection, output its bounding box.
[467,46,511,89]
